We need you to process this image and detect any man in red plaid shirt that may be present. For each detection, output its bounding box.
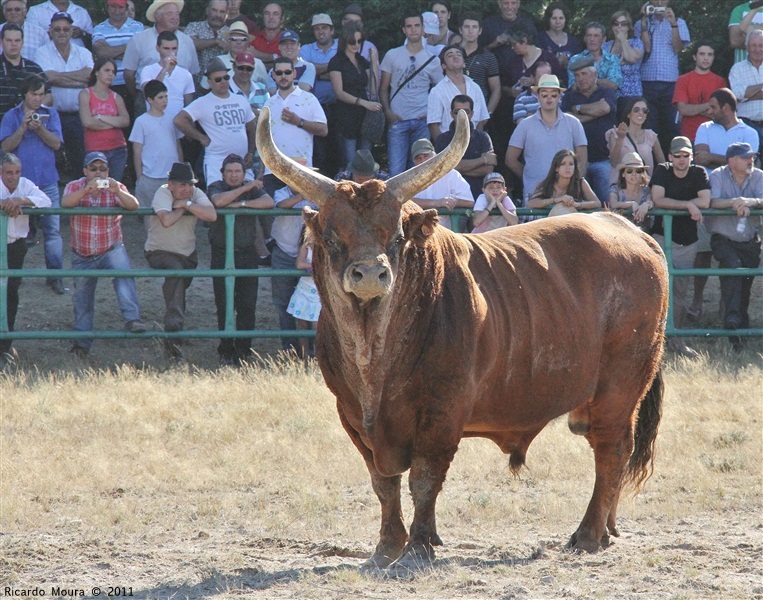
[61,151,146,358]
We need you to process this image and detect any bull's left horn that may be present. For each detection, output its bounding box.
[384,109,471,205]
[255,106,335,206]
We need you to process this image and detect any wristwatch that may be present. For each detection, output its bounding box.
[185,200,192,209]
[574,104,582,112]
[96,114,102,120]
[297,118,305,128]
[240,200,246,207]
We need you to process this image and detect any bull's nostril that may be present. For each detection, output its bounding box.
[378,270,389,283]
[351,268,364,283]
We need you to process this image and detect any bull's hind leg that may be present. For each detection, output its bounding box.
[567,429,633,553]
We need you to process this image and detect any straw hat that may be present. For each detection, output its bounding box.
[531,74,566,93]
[616,152,649,171]
[146,0,184,24]
[223,21,254,43]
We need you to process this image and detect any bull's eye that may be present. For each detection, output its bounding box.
[324,234,343,254]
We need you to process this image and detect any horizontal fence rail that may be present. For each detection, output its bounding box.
[1,207,761,344]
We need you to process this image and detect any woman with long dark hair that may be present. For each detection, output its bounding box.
[528,149,600,216]
[328,22,382,164]
[606,96,664,184]
[78,57,130,180]
[603,11,644,103]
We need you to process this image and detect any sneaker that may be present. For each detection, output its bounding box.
[125,319,147,333]
[47,279,66,295]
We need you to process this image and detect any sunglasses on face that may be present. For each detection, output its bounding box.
[274,69,293,76]
[673,153,691,159]
[212,75,231,83]
[236,65,254,71]
[348,38,364,45]
[540,92,560,99]
[613,20,628,26]
[229,36,249,43]
[624,168,645,174]
[52,26,71,32]
[87,165,108,172]
[631,106,649,114]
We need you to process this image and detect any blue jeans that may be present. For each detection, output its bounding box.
[102,146,127,182]
[340,134,371,167]
[39,182,63,281]
[270,244,299,352]
[586,160,611,207]
[72,242,141,350]
[387,117,429,176]
[642,81,678,155]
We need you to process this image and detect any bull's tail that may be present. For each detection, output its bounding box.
[624,368,663,491]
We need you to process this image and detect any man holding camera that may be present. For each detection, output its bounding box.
[634,1,691,155]
[61,151,145,358]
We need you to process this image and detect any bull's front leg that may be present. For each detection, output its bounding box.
[363,467,408,569]
[391,441,459,570]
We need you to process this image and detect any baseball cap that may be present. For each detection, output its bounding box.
[279,29,300,43]
[50,11,74,24]
[84,151,109,167]
[483,172,506,187]
[726,142,757,159]
[669,136,693,155]
[234,51,255,66]
[411,138,435,159]
[422,11,439,35]
[311,13,332,27]
[107,0,127,7]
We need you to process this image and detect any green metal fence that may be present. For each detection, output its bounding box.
[1,207,761,345]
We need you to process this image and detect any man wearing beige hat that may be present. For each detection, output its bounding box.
[506,73,587,202]
[122,0,199,101]
[650,135,710,357]
[200,20,267,90]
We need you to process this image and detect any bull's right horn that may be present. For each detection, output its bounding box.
[255,106,335,206]
[384,109,471,205]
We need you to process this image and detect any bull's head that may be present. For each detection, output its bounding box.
[256,107,470,305]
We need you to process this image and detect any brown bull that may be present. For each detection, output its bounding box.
[257,108,668,570]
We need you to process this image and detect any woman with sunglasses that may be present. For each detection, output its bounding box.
[603,11,644,107]
[78,57,130,181]
[606,96,664,185]
[329,22,382,163]
[527,149,601,216]
[609,152,654,231]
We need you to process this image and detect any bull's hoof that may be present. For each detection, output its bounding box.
[387,543,435,576]
[360,552,398,571]
[566,530,602,553]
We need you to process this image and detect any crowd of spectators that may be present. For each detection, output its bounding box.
[1,0,762,366]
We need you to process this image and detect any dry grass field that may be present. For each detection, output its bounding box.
[1,352,761,599]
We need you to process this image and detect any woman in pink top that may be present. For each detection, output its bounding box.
[79,58,130,181]
[606,96,664,185]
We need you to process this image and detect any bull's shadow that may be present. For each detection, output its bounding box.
[97,546,544,598]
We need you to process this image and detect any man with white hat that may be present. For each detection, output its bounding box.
[25,0,92,48]
[506,73,587,202]
[199,20,267,89]
[122,1,199,103]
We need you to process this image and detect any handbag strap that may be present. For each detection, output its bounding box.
[390,54,437,102]
[625,131,647,165]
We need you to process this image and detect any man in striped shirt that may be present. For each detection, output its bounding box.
[61,151,145,358]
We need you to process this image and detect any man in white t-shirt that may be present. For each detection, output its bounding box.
[410,138,474,231]
[138,30,195,121]
[262,55,327,196]
[173,56,257,185]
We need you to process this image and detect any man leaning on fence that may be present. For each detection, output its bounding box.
[61,151,145,359]
[0,151,50,367]
[706,142,763,352]
[145,161,216,364]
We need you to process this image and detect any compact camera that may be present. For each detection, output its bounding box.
[30,113,49,122]
[95,179,110,189]
[645,4,666,15]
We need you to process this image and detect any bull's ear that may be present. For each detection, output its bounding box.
[303,207,322,238]
[404,209,439,245]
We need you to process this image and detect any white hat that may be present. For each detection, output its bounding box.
[145,0,184,24]
[311,13,332,27]
[422,12,439,35]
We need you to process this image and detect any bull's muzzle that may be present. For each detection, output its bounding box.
[343,259,393,301]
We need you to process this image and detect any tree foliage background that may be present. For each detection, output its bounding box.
[80,1,733,78]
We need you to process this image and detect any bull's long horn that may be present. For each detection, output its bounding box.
[384,109,471,205]
[255,106,335,206]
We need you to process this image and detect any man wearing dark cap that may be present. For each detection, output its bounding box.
[1,0,49,60]
[61,151,145,358]
[651,135,711,357]
[26,0,92,48]
[334,149,388,184]
[706,142,763,349]
[266,29,315,94]
[561,54,617,204]
[174,56,257,185]
[145,162,216,362]
[207,153,274,366]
